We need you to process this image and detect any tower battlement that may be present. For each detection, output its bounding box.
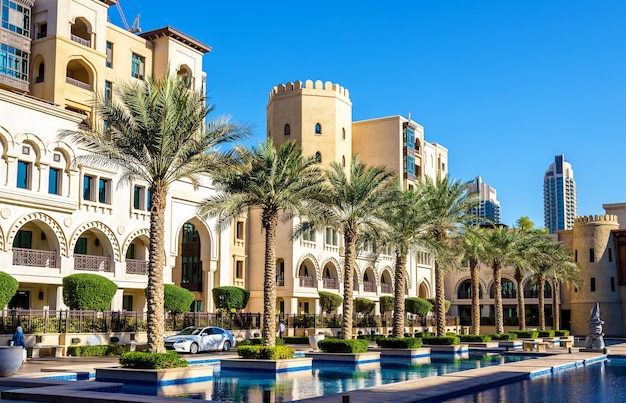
[574,214,619,225]
[269,80,350,102]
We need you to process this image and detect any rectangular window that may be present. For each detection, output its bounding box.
[590,248,595,263]
[13,230,32,248]
[590,277,596,292]
[104,80,112,104]
[105,42,113,68]
[611,277,616,292]
[126,243,135,259]
[133,186,145,210]
[236,221,244,240]
[122,295,133,311]
[190,300,202,312]
[235,260,243,279]
[0,43,29,81]
[37,22,46,39]
[75,237,87,254]
[83,175,94,201]
[48,167,60,194]
[325,228,338,246]
[609,248,613,262]
[98,178,110,204]
[574,250,578,262]
[1,1,30,37]
[16,160,30,189]
[302,228,315,242]
[131,53,145,79]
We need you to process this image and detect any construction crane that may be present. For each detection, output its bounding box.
[115,1,141,33]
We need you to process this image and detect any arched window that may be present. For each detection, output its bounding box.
[342,156,346,167]
[37,62,44,83]
[284,123,290,136]
[315,152,321,163]
[315,123,322,135]
[342,127,346,140]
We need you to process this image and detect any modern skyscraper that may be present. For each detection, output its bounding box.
[543,154,577,233]
[468,176,501,225]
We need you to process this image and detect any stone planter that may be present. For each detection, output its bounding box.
[0,346,23,377]
[95,365,213,386]
[220,357,313,374]
[308,334,325,350]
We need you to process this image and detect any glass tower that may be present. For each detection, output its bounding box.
[543,154,577,233]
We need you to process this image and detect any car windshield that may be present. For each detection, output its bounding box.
[178,327,202,336]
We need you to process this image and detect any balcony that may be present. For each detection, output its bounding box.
[524,290,552,299]
[381,283,392,294]
[323,278,339,289]
[70,34,91,47]
[126,259,148,275]
[75,254,110,272]
[299,276,315,288]
[276,276,285,286]
[66,77,92,91]
[13,248,57,268]
[363,281,375,292]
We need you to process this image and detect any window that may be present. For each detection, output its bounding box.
[37,22,46,39]
[1,1,30,37]
[190,301,202,312]
[16,160,30,189]
[284,124,290,136]
[0,44,29,81]
[342,127,346,140]
[75,237,87,254]
[104,81,112,104]
[590,277,596,292]
[13,230,32,249]
[611,277,616,292]
[83,175,94,201]
[48,167,61,195]
[122,295,133,311]
[36,62,44,82]
[131,53,145,79]
[236,260,244,279]
[105,42,113,68]
[342,155,346,167]
[574,250,578,262]
[325,228,338,246]
[609,248,613,262]
[590,248,595,263]
[133,186,150,210]
[302,228,316,242]
[314,152,321,163]
[126,243,135,259]
[315,123,322,135]
[98,178,111,204]
[235,221,244,240]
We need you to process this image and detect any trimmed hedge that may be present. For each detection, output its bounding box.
[422,336,460,345]
[119,351,187,369]
[555,330,570,337]
[212,286,250,312]
[163,284,195,313]
[67,344,128,357]
[405,297,432,316]
[62,273,117,311]
[236,345,294,360]
[354,298,375,315]
[241,338,285,346]
[538,330,555,338]
[379,296,394,314]
[357,334,387,342]
[283,336,309,344]
[490,333,517,341]
[509,330,539,339]
[459,334,492,342]
[376,337,422,349]
[0,272,18,309]
[319,291,343,314]
[318,339,369,353]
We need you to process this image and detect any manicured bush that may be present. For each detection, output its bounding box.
[509,330,539,339]
[62,273,117,311]
[236,345,294,360]
[318,338,369,353]
[245,338,284,346]
[282,336,309,344]
[354,298,375,315]
[212,286,250,312]
[0,272,18,309]
[405,298,432,316]
[555,330,570,337]
[376,337,422,349]
[119,351,187,369]
[379,296,394,314]
[163,284,195,313]
[427,298,450,313]
[422,336,460,345]
[538,330,555,338]
[490,333,517,341]
[319,291,343,314]
[67,344,128,357]
[459,334,492,342]
[414,331,435,338]
[357,334,387,342]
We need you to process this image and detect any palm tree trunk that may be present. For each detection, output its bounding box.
[553,279,561,331]
[393,252,407,338]
[146,183,168,354]
[493,263,504,334]
[515,270,526,330]
[435,263,446,337]
[262,213,278,346]
[469,260,480,335]
[341,231,357,340]
[538,273,546,330]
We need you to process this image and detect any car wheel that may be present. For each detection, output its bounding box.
[223,340,231,351]
[190,342,199,354]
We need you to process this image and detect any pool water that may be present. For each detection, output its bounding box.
[442,357,626,403]
[121,353,534,402]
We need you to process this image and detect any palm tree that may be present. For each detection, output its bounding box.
[512,230,542,330]
[417,176,478,337]
[320,156,397,340]
[550,250,581,331]
[200,140,326,346]
[457,226,486,335]
[64,73,249,353]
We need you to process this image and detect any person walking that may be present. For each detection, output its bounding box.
[277,321,286,341]
[11,326,26,362]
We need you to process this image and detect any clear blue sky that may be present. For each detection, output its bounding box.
[113,1,626,228]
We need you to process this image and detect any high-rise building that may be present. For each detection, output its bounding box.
[468,176,501,225]
[543,155,577,233]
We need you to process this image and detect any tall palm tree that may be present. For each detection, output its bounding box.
[457,226,486,335]
[512,230,543,330]
[200,140,326,346]
[417,176,478,337]
[320,156,397,340]
[64,73,249,353]
[550,250,581,331]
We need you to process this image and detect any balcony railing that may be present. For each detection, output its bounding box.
[74,254,110,272]
[381,283,392,294]
[13,248,57,268]
[363,282,375,292]
[457,290,483,299]
[66,76,92,90]
[323,278,338,289]
[70,34,91,47]
[299,276,315,288]
[126,259,148,275]
[276,276,285,286]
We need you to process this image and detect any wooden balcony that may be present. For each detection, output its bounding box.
[74,254,110,272]
[381,283,392,294]
[323,278,339,289]
[13,248,57,268]
[299,276,315,288]
[363,282,375,292]
[126,259,148,275]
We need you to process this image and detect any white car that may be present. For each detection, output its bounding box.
[164,326,235,354]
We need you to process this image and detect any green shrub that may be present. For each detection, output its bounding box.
[318,339,368,353]
[509,330,539,339]
[282,336,309,344]
[0,272,18,309]
[236,345,294,360]
[161,284,195,313]
[62,273,117,311]
[414,331,435,338]
[119,351,187,369]
[379,296,394,314]
[377,337,422,349]
[422,336,460,345]
[357,334,387,342]
[427,298,450,313]
[555,330,570,337]
[459,334,492,342]
[354,298,375,315]
[490,333,517,341]
[538,330,555,338]
[212,286,250,312]
[319,291,343,314]
[405,298,432,316]
[246,338,284,346]
[66,344,129,357]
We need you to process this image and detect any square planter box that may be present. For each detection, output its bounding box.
[220,357,313,374]
[305,351,381,365]
[499,341,523,350]
[95,365,213,386]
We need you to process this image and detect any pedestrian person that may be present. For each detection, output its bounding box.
[277,321,286,341]
[11,326,26,362]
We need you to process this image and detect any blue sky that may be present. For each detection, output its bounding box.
[112,1,626,228]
